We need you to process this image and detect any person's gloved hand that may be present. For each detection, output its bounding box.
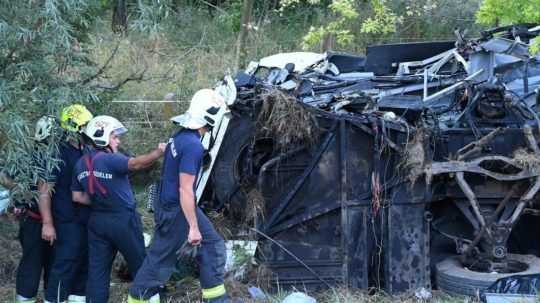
[176,240,199,263]
[174,240,200,279]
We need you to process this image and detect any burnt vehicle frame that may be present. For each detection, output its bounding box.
[195,24,540,296]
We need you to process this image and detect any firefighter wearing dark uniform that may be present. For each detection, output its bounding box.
[10,116,58,303]
[129,89,229,303]
[71,115,165,303]
[14,195,54,303]
[44,104,93,303]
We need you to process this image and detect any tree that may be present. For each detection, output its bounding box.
[235,0,254,69]
[302,0,360,51]
[0,1,105,200]
[282,0,400,51]
[476,0,540,53]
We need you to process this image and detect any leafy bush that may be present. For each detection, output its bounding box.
[0,0,102,200]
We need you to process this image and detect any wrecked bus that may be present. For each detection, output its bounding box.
[194,24,540,296]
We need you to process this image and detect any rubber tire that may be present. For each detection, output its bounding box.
[436,254,540,297]
[211,114,255,208]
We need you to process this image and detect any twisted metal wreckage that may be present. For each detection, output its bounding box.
[194,25,540,296]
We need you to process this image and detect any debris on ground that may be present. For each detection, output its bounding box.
[225,240,258,279]
[414,287,433,300]
[247,286,266,300]
[282,291,317,303]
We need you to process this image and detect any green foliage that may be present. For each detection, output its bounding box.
[131,0,174,38]
[360,0,401,35]
[476,0,540,26]
[531,38,540,55]
[0,0,103,201]
[216,0,243,33]
[476,0,540,54]
[0,0,487,203]
[279,0,326,12]
[302,0,362,49]
[385,0,482,41]
[300,0,414,50]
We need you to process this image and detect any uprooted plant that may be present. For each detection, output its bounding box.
[257,89,321,153]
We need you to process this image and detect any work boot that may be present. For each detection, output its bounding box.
[15,295,36,303]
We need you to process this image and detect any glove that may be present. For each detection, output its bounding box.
[176,240,199,263]
[174,240,200,279]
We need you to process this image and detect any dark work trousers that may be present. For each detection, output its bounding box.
[129,203,226,300]
[86,210,145,303]
[16,216,54,299]
[44,220,88,302]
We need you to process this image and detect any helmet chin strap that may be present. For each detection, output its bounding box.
[205,124,217,151]
[91,143,113,153]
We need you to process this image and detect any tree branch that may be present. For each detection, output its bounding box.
[81,41,121,85]
[94,66,148,91]
[199,0,227,15]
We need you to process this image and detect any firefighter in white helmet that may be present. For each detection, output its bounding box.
[12,115,57,303]
[71,115,166,303]
[129,89,229,303]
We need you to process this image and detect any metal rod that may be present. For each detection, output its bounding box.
[463,183,520,256]
[523,125,539,154]
[423,69,428,100]
[423,69,484,103]
[508,176,540,224]
[456,172,486,227]
[263,127,337,232]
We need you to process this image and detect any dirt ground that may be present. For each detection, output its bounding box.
[0,215,21,302]
[0,212,472,303]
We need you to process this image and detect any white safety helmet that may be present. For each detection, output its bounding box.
[170,89,226,129]
[34,115,56,141]
[84,115,127,147]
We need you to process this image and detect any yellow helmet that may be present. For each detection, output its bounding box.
[60,104,93,132]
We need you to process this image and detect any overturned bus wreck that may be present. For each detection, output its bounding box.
[196,25,540,296]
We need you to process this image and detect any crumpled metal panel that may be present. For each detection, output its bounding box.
[482,274,540,303]
[480,38,531,59]
[384,201,431,293]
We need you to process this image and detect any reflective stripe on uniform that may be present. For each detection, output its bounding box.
[67,295,86,303]
[202,284,226,299]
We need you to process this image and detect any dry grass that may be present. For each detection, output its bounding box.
[0,190,477,303]
[0,199,475,303]
[207,210,235,240]
[258,90,321,152]
[0,215,20,285]
[401,128,429,185]
[513,148,540,174]
[244,188,266,227]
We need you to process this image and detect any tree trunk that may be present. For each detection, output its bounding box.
[322,33,334,52]
[112,0,128,34]
[235,0,254,71]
